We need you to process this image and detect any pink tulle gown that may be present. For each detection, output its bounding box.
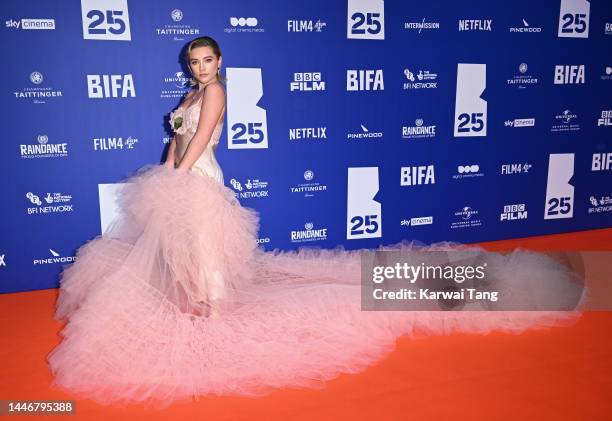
[47,93,585,407]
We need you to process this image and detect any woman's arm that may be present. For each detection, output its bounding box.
[164,136,176,168]
[176,84,225,170]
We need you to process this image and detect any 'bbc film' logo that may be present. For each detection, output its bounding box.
[592,153,612,172]
[229,177,269,199]
[551,110,579,132]
[289,127,327,141]
[453,164,483,180]
[347,69,384,91]
[554,65,585,84]
[500,203,528,221]
[501,162,532,175]
[458,19,492,31]
[81,0,131,41]
[287,19,327,32]
[290,170,327,197]
[26,191,74,215]
[402,119,436,139]
[225,17,264,33]
[400,216,433,227]
[291,222,328,243]
[505,118,535,128]
[14,71,63,104]
[507,63,538,88]
[5,18,55,30]
[588,195,612,214]
[93,136,138,151]
[509,18,542,33]
[87,74,136,98]
[155,9,201,41]
[597,110,612,127]
[347,124,382,140]
[404,18,440,32]
[20,135,68,159]
[400,165,435,186]
[403,68,438,89]
[291,72,325,91]
[451,206,482,229]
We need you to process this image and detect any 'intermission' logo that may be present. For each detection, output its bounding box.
[404,18,440,32]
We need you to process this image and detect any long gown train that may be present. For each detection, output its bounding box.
[47,100,585,407]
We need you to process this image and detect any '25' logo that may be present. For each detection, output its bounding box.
[81,0,132,41]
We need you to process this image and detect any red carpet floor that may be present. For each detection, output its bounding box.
[1,228,611,420]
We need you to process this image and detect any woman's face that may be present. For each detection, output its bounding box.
[188,46,221,87]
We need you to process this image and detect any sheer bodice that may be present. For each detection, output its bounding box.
[172,97,224,183]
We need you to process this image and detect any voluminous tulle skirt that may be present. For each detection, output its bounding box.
[47,164,585,407]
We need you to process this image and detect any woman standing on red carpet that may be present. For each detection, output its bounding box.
[47,36,584,407]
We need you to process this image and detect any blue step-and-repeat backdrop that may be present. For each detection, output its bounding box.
[1,0,611,293]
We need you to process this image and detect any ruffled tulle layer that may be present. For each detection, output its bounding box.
[47,164,585,407]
